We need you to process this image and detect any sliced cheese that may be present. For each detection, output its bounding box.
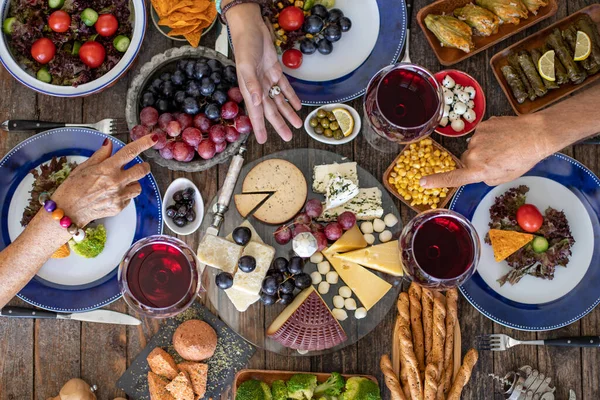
[231,241,275,295]
[234,193,271,218]
[317,187,384,222]
[323,249,392,311]
[324,172,359,211]
[196,234,243,274]
[313,162,358,193]
[334,241,403,277]
[326,225,368,254]
[489,229,534,262]
[225,220,264,244]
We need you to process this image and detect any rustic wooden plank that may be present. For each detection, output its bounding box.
[581,308,600,400]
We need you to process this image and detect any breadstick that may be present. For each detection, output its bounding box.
[441,289,459,398]
[446,349,478,400]
[423,364,438,400]
[399,325,423,400]
[408,283,425,378]
[422,288,434,365]
[398,293,419,400]
[431,292,446,383]
[381,354,408,400]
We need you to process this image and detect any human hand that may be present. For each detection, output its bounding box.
[51,135,156,227]
[420,115,550,188]
[228,4,303,143]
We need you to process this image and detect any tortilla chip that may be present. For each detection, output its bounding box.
[184,30,202,47]
[489,229,534,262]
[168,24,201,36]
[51,243,70,259]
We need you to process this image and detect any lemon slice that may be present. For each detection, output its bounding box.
[332,108,354,137]
[538,50,555,82]
[574,30,592,61]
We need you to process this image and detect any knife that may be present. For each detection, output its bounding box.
[0,306,141,325]
[215,20,229,57]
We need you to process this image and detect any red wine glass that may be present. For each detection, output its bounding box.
[118,235,203,318]
[363,63,444,152]
[399,209,480,289]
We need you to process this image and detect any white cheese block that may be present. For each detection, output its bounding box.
[313,162,359,193]
[324,173,359,211]
[231,241,275,295]
[317,187,384,222]
[196,234,243,274]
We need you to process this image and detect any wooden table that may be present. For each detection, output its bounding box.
[1,1,599,399]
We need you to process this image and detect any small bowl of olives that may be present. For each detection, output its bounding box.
[162,178,204,235]
[304,103,361,145]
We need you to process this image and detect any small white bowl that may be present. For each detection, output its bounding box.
[162,178,204,236]
[304,103,361,145]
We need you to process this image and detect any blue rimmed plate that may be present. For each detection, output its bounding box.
[450,154,600,331]
[0,128,162,312]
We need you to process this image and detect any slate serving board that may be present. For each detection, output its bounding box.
[117,302,256,399]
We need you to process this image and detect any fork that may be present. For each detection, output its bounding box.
[400,0,414,63]
[478,334,600,351]
[1,118,128,135]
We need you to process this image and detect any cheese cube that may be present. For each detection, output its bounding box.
[196,234,243,274]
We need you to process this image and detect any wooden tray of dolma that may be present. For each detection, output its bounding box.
[490,4,600,115]
[417,0,558,66]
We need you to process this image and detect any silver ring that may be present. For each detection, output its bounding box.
[269,85,282,99]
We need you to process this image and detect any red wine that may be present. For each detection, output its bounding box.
[412,216,474,280]
[126,242,194,309]
[376,68,440,128]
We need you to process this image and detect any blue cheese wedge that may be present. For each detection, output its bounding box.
[324,172,359,211]
[196,234,243,274]
[313,162,358,193]
[231,241,275,295]
[317,187,384,222]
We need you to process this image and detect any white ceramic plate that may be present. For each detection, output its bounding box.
[304,103,361,145]
[162,177,204,235]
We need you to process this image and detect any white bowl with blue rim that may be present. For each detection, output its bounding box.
[162,177,204,236]
[0,0,146,97]
[304,103,361,145]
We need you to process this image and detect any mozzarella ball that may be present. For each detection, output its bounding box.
[310,271,323,285]
[463,109,477,123]
[364,233,375,245]
[360,221,374,234]
[453,101,467,115]
[332,308,348,321]
[318,281,330,294]
[379,230,393,243]
[451,119,465,132]
[355,307,367,319]
[448,111,459,122]
[384,213,398,227]
[326,271,339,284]
[464,86,476,99]
[310,252,324,264]
[317,261,331,275]
[333,295,345,309]
[457,91,470,104]
[443,104,450,118]
[443,89,454,105]
[442,75,456,89]
[344,298,357,310]
[339,286,352,298]
[467,100,475,109]
[373,218,386,233]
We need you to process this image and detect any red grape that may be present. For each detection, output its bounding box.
[193,113,211,133]
[215,141,227,153]
[292,223,311,237]
[172,112,182,118]
[177,113,193,130]
[182,127,203,148]
[234,115,252,134]
[294,213,311,225]
[139,107,158,127]
[158,113,174,130]
[130,124,149,141]
[228,87,243,104]
[311,222,325,233]
[337,211,356,231]
[152,130,168,150]
[183,148,195,162]
[209,124,226,144]
[166,120,182,137]
[159,141,175,160]
[305,199,323,218]
[324,222,343,241]
[197,140,216,160]
[173,142,194,162]
[225,126,240,143]
[221,101,239,120]
[274,225,292,245]
[313,231,328,251]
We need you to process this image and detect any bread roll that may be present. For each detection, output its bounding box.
[173,320,217,361]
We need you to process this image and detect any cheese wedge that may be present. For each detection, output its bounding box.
[231,241,275,295]
[324,172,359,211]
[326,225,368,254]
[196,234,243,274]
[334,241,404,277]
[234,193,271,218]
[318,187,384,222]
[313,162,358,193]
[323,249,392,310]
[489,229,534,262]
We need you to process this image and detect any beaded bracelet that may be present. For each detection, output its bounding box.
[39,192,86,243]
[219,0,268,24]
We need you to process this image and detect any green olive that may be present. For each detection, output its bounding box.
[309,118,319,128]
[333,130,344,140]
[314,125,324,135]
[327,112,336,121]
[316,109,327,119]
[324,129,333,137]
[320,119,330,129]
[330,121,339,131]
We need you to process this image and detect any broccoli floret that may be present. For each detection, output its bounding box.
[287,374,318,400]
[69,224,107,258]
[340,377,381,400]
[261,382,273,400]
[271,380,288,400]
[315,372,345,398]
[236,379,271,400]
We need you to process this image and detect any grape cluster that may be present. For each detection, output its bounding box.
[260,256,312,306]
[165,187,196,228]
[130,58,252,162]
[300,6,351,56]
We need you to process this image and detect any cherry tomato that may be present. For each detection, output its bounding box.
[278,6,304,31]
[48,10,71,33]
[31,38,56,64]
[282,49,303,69]
[79,41,105,68]
[516,204,544,233]
[95,14,118,37]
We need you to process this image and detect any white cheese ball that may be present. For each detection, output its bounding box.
[333,295,345,309]
[339,286,352,298]
[344,298,357,310]
[364,233,375,245]
[443,88,454,105]
[332,308,348,321]
[384,213,398,227]
[467,99,475,109]
[457,90,470,104]
[317,261,331,275]
[463,108,477,123]
[451,119,465,132]
[310,252,324,264]
[464,86,476,99]
[360,221,374,234]
[379,230,393,243]
[448,111,459,122]
[373,218,386,233]
[443,104,450,118]
[310,271,323,285]
[297,349,309,355]
[453,101,467,115]
[442,75,456,89]
[355,307,367,319]
[318,281,330,295]
[326,271,339,284]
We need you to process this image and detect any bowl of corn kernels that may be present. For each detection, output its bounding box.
[383,138,463,213]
